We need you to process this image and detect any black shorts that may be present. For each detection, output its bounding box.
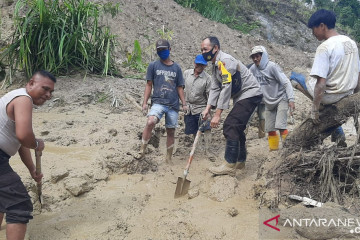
[0,171,33,224]
[184,113,211,135]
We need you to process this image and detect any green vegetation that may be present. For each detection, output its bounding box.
[125,26,174,75]
[175,0,234,24]
[126,40,147,73]
[313,0,360,42]
[175,0,258,33]
[0,0,120,84]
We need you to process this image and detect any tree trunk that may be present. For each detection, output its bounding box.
[284,92,360,149]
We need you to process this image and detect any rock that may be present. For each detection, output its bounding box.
[227,207,238,217]
[50,169,69,183]
[93,169,109,181]
[280,204,360,239]
[188,188,199,199]
[63,178,93,196]
[108,128,118,137]
[208,176,237,202]
[40,131,50,136]
[66,121,74,125]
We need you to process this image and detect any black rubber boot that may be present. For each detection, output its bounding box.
[224,140,240,164]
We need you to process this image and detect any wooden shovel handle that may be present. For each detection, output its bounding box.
[184,130,202,173]
[35,150,42,175]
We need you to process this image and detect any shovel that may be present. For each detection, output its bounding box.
[174,116,208,198]
[35,150,43,206]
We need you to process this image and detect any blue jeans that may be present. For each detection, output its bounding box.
[148,103,179,128]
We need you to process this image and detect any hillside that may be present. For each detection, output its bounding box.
[1,0,315,76]
[1,0,359,240]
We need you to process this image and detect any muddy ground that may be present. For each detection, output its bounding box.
[0,0,359,239]
[0,75,357,240]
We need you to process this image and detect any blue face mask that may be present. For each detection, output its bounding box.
[157,49,170,60]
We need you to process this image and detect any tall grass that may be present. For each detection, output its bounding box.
[1,0,120,83]
[175,0,234,24]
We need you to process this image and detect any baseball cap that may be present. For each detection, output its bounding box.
[194,54,207,66]
[156,39,170,49]
[250,45,265,58]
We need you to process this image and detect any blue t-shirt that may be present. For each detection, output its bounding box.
[146,60,184,110]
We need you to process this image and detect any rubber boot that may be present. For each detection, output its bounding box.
[209,140,238,176]
[165,145,174,165]
[268,131,280,151]
[235,144,246,170]
[135,140,148,160]
[258,120,266,138]
[331,126,347,147]
[280,129,288,142]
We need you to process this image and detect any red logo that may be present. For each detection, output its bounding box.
[263,215,280,231]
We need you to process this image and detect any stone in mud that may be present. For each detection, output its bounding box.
[280,203,360,239]
[92,169,109,181]
[227,207,239,217]
[63,178,93,196]
[188,188,199,199]
[208,176,237,202]
[108,128,118,137]
[50,169,70,183]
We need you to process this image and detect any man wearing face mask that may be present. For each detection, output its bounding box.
[201,36,263,176]
[135,39,187,164]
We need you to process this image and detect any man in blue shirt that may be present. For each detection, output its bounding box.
[135,39,187,164]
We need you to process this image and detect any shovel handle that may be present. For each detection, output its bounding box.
[35,150,42,175]
[184,130,202,175]
[35,150,42,203]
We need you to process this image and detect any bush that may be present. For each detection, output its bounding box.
[1,0,120,83]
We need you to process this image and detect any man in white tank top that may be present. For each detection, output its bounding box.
[0,70,55,240]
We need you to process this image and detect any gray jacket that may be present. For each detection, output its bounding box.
[249,47,294,110]
[207,50,262,109]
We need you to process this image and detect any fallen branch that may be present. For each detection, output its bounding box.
[125,93,142,112]
[285,92,360,149]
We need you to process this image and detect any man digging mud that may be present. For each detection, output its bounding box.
[249,46,295,151]
[183,54,212,155]
[0,70,55,240]
[201,36,263,176]
[135,39,187,164]
[290,9,360,146]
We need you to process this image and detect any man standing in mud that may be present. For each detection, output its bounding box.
[135,39,187,164]
[249,46,295,151]
[183,54,212,154]
[0,70,55,240]
[291,9,360,146]
[201,36,263,176]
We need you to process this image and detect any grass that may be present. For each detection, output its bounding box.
[0,0,120,84]
[175,0,235,24]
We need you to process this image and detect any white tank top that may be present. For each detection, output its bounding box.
[0,88,32,156]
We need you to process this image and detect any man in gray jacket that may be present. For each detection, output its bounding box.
[201,36,263,176]
[249,46,295,150]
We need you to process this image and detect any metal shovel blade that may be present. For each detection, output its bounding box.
[174,177,191,198]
